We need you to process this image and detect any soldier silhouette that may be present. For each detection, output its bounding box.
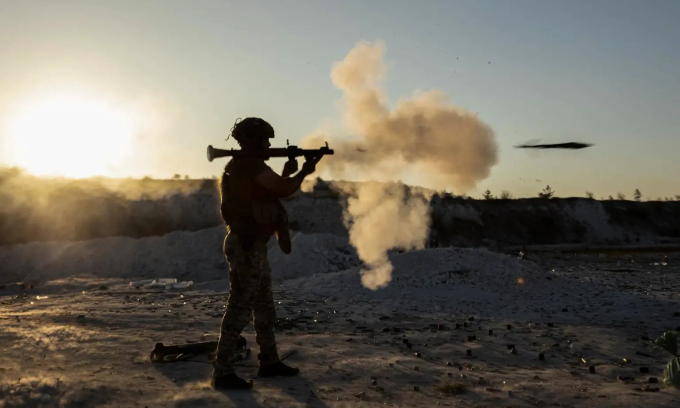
[212,117,323,390]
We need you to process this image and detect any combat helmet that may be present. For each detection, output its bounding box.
[230,117,275,145]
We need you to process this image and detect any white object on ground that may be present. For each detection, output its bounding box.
[130,279,155,287]
[169,281,194,289]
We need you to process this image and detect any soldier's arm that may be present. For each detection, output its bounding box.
[254,167,309,198]
[254,156,321,198]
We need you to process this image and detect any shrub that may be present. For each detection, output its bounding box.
[538,185,554,199]
[500,190,513,200]
[655,331,680,389]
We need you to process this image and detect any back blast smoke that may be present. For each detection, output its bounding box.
[303,40,498,289]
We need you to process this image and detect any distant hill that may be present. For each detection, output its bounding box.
[1,168,679,247]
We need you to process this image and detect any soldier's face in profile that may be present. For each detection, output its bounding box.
[242,134,271,150]
[250,134,271,160]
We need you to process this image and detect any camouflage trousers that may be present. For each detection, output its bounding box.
[214,233,279,374]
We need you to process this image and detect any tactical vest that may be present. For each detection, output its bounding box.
[220,160,290,253]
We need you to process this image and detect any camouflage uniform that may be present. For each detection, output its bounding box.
[211,118,301,387]
[213,119,290,376]
[213,232,279,374]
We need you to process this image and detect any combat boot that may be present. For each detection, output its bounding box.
[211,360,253,390]
[211,371,253,390]
[258,361,300,377]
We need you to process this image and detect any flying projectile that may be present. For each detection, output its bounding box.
[514,142,594,150]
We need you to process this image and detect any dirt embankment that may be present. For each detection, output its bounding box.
[0,169,220,245]
[1,171,679,247]
[429,196,680,247]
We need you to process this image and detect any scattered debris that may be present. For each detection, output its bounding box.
[433,381,467,395]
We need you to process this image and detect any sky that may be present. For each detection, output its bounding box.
[0,0,679,199]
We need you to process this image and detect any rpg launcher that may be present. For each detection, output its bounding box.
[207,140,334,162]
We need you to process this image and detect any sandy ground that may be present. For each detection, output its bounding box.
[1,250,680,408]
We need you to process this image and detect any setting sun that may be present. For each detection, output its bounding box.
[7,95,135,177]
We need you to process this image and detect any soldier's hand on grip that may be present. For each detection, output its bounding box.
[282,159,299,175]
[301,154,323,176]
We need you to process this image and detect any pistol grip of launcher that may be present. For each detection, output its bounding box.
[286,146,301,162]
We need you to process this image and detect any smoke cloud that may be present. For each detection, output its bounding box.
[303,40,498,289]
[341,181,431,290]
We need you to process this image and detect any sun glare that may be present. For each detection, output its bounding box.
[8,95,135,178]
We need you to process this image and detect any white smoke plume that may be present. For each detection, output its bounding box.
[342,181,431,290]
[303,40,498,290]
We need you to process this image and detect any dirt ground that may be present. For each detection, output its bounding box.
[1,251,679,408]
